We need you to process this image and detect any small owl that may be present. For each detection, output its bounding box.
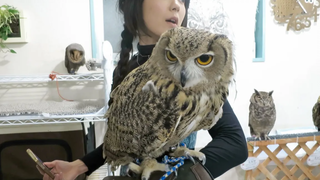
[312,96,320,131]
[249,89,276,140]
[65,43,86,74]
[102,27,234,180]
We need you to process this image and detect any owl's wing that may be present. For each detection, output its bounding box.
[248,103,257,136]
[312,102,320,127]
[64,48,69,67]
[104,66,184,158]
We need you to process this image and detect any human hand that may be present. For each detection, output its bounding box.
[37,159,88,180]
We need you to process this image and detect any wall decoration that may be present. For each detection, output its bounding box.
[3,10,27,44]
[0,5,21,53]
[271,0,320,31]
[187,0,235,43]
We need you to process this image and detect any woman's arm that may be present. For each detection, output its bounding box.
[78,65,123,176]
[79,144,105,176]
[200,100,248,178]
[79,56,136,176]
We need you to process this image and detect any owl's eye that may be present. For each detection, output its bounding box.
[165,50,178,62]
[196,55,214,66]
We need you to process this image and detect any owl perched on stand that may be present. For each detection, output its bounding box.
[102,27,235,180]
[312,96,320,131]
[65,43,86,74]
[249,89,276,140]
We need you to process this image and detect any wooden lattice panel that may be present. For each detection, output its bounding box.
[246,132,320,180]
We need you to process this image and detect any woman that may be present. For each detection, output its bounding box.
[40,0,248,179]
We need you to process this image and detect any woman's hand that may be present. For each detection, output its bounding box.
[37,159,88,180]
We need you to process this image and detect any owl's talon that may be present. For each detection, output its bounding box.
[171,146,206,164]
[184,152,196,164]
[174,169,178,177]
[130,158,169,180]
[254,136,261,141]
[201,154,206,165]
[265,135,271,140]
[125,165,131,177]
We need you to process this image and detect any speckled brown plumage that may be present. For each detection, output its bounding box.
[249,89,276,140]
[312,96,320,131]
[102,27,235,177]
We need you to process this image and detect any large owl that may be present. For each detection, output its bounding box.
[312,96,320,131]
[64,43,86,74]
[249,89,276,140]
[102,27,234,180]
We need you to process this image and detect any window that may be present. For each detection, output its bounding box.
[253,0,265,62]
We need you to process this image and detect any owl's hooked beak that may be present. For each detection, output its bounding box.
[180,66,187,87]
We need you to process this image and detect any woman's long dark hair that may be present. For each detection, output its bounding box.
[111,0,190,92]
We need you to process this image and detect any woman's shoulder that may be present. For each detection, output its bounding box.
[127,53,140,71]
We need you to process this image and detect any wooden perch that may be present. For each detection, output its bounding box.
[246,132,320,180]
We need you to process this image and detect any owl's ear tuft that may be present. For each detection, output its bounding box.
[254,89,260,95]
[269,90,274,96]
[157,36,170,49]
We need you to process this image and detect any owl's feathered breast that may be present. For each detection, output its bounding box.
[249,97,276,133]
[103,62,214,160]
[250,103,273,116]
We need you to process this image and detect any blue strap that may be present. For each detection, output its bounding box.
[133,143,189,180]
[159,143,188,180]
[159,158,185,180]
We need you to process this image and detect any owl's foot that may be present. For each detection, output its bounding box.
[264,135,271,140]
[255,135,271,141]
[169,146,206,165]
[128,158,169,180]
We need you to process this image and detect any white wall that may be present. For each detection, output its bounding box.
[231,0,320,137]
[195,0,320,151]
[208,1,320,179]
[0,0,93,75]
[0,0,104,105]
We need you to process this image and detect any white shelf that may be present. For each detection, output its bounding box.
[0,114,106,126]
[0,73,107,126]
[0,73,104,83]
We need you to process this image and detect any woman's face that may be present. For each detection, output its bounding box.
[140,0,186,45]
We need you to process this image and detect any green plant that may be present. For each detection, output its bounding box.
[0,4,20,53]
